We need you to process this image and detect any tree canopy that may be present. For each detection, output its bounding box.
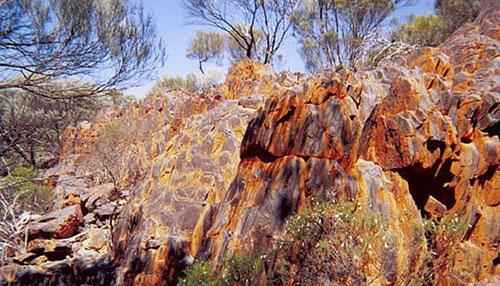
[0,0,165,99]
[183,0,299,64]
[0,83,127,171]
[291,0,412,72]
[392,0,484,47]
[186,30,225,74]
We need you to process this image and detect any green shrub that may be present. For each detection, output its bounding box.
[179,252,263,286]
[406,214,471,285]
[178,260,221,286]
[284,208,319,241]
[392,15,448,47]
[222,252,263,286]
[1,166,53,214]
[276,199,388,285]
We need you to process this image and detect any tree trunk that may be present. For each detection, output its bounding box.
[199,60,205,75]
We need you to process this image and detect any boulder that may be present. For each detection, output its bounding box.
[28,205,83,239]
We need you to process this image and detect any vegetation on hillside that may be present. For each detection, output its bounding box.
[393,0,485,46]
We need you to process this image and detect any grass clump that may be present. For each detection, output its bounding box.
[222,252,263,285]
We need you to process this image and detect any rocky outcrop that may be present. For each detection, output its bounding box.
[197,7,500,285]
[112,96,269,285]
[0,61,278,285]
[1,7,498,286]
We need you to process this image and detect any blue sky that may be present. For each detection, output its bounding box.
[127,0,436,97]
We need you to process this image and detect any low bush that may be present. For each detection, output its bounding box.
[222,252,263,286]
[274,199,388,285]
[178,260,220,286]
[179,252,263,286]
[0,166,53,265]
[1,166,52,213]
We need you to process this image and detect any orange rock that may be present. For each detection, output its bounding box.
[112,86,269,285]
[28,205,83,239]
[424,196,448,218]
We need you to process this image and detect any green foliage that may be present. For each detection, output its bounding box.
[179,252,263,286]
[392,15,448,46]
[183,0,298,64]
[0,0,165,99]
[284,208,320,241]
[225,25,266,62]
[436,0,484,33]
[424,213,469,243]
[405,214,471,285]
[222,252,263,285]
[1,166,53,214]
[152,74,202,94]
[292,0,412,71]
[276,199,389,285]
[284,200,386,244]
[178,260,220,286]
[152,71,223,94]
[187,30,225,74]
[0,85,126,171]
[3,167,43,194]
[88,120,133,187]
[393,0,485,47]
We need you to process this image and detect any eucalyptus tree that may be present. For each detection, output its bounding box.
[436,0,484,34]
[187,30,225,74]
[0,0,165,99]
[0,84,127,170]
[393,0,484,47]
[183,0,299,64]
[292,0,412,72]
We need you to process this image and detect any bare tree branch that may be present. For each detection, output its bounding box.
[0,0,166,99]
[183,0,298,64]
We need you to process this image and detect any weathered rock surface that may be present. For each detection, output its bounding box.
[112,86,273,285]
[28,205,83,240]
[1,6,499,286]
[198,6,500,285]
[0,61,277,285]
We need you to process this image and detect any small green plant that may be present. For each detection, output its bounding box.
[284,208,319,241]
[438,214,469,240]
[405,214,471,285]
[178,260,221,286]
[1,166,53,266]
[179,252,264,286]
[4,166,44,193]
[222,252,263,286]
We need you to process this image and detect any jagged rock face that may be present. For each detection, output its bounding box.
[60,91,219,190]
[112,96,268,285]
[0,61,276,286]
[1,8,499,286]
[201,68,428,284]
[198,7,499,286]
[107,61,277,286]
